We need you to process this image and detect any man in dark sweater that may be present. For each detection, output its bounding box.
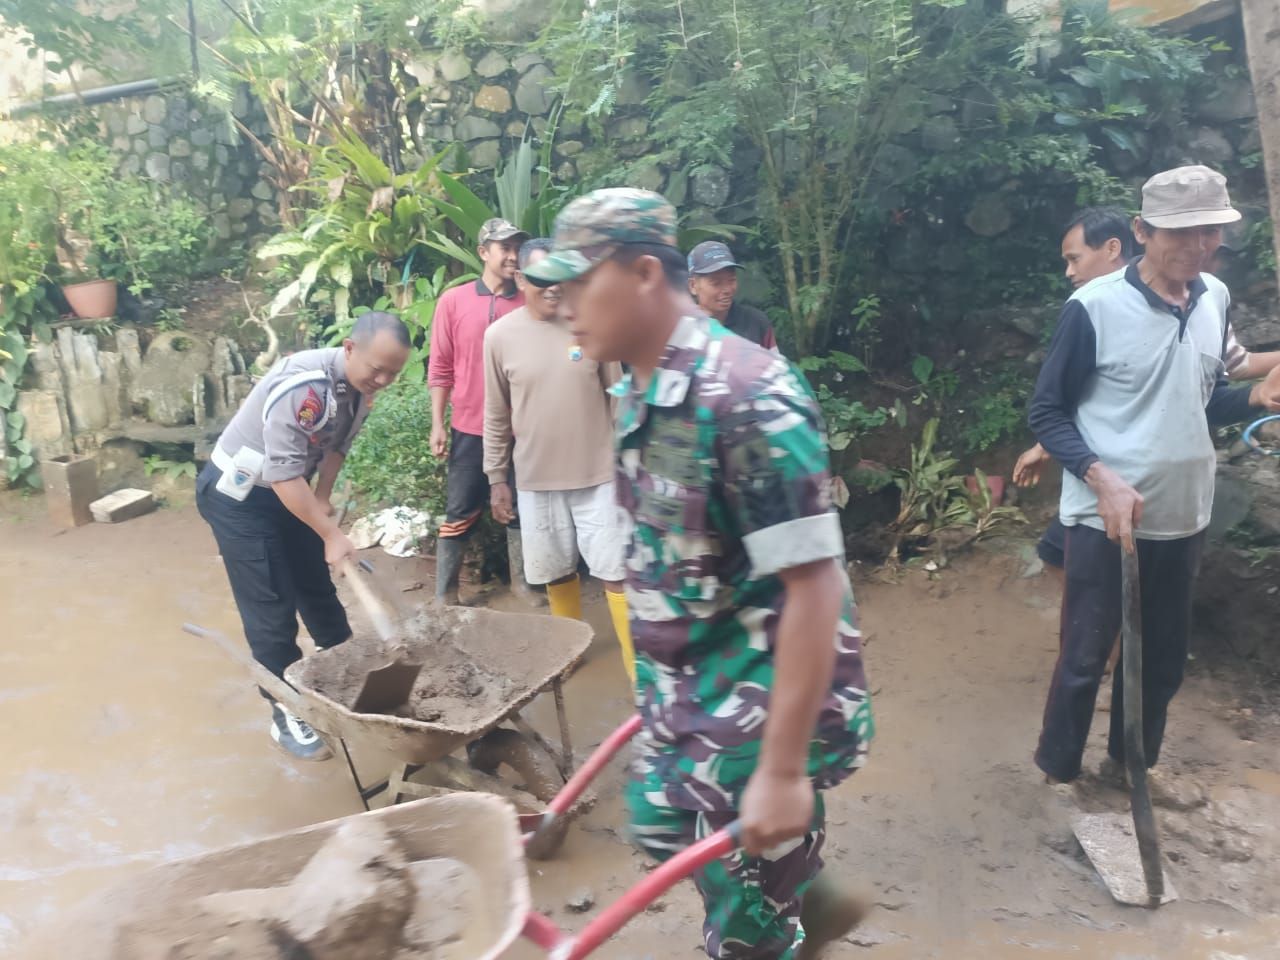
[687,241,779,351]
[1028,165,1280,787]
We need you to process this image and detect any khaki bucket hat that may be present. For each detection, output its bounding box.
[1140,165,1241,229]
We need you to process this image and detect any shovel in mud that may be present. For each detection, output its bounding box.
[1071,550,1176,907]
[340,558,424,716]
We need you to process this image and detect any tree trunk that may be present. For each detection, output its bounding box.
[1242,0,1280,305]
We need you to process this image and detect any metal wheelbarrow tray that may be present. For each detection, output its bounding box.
[21,792,529,960]
[284,606,594,817]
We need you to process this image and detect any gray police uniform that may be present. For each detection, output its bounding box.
[195,348,368,682]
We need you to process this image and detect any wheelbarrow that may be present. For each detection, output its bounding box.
[21,715,734,960]
[184,602,594,855]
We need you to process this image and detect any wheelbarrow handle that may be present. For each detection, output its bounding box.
[526,714,644,845]
[523,822,742,960]
[181,623,306,716]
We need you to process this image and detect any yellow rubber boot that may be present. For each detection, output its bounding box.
[606,588,636,685]
[546,575,583,621]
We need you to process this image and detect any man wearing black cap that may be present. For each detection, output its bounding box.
[687,240,779,351]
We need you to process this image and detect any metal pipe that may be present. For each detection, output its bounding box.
[6,77,182,118]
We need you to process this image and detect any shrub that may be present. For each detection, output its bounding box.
[339,381,446,514]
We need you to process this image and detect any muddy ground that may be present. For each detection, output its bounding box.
[2,492,1279,959]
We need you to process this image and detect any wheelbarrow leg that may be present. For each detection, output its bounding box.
[554,679,574,778]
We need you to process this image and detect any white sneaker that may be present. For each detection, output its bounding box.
[269,703,332,762]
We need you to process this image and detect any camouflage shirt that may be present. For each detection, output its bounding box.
[615,316,874,812]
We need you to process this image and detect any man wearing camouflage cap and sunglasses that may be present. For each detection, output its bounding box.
[525,188,874,960]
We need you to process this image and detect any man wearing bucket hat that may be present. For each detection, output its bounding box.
[686,240,779,351]
[525,188,874,959]
[1028,165,1280,789]
[428,217,531,606]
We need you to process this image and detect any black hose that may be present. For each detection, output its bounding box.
[1121,550,1165,905]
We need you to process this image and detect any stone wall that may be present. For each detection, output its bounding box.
[15,323,254,485]
[80,85,280,248]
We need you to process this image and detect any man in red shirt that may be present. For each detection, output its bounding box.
[428,218,529,604]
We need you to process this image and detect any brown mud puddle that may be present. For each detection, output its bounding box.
[3,494,1279,958]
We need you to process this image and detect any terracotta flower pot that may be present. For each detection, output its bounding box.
[61,278,117,320]
[966,474,1006,504]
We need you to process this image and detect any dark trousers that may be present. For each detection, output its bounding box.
[1034,524,1205,783]
[438,428,518,540]
[196,463,351,685]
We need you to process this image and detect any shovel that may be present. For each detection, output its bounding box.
[340,557,424,715]
[1071,550,1175,907]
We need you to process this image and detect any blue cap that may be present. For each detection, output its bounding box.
[687,241,742,275]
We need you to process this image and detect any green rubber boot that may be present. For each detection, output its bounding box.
[435,536,465,606]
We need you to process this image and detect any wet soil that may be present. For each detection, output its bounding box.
[3,491,1280,959]
[298,613,521,726]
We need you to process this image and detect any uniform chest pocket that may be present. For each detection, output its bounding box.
[633,484,723,603]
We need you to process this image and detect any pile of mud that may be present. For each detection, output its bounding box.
[302,612,522,726]
[115,819,478,960]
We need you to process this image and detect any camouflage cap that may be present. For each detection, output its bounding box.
[522,188,678,286]
[478,218,529,245]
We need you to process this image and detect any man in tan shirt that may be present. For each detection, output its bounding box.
[483,239,635,681]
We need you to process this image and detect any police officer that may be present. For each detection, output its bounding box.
[196,312,411,761]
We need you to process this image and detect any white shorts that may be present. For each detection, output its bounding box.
[516,482,626,584]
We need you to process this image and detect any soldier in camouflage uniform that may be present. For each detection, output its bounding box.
[525,189,874,960]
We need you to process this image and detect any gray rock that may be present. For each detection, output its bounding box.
[191,128,214,148]
[213,212,233,240]
[165,99,190,132]
[555,160,576,181]
[169,160,190,182]
[132,138,149,156]
[228,197,256,220]
[616,69,650,106]
[926,94,956,115]
[455,115,503,142]
[251,179,274,201]
[869,143,919,187]
[506,120,527,137]
[439,50,472,82]
[168,137,192,158]
[887,225,931,274]
[144,153,171,182]
[964,192,1013,237]
[191,151,210,172]
[111,135,131,153]
[459,0,554,42]
[513,52,545,74]
[556,140,584,158]
[1179,126,1234,168]
[1237,124,1261,157]
[565,889,595,913]
[120,154,142,176]
[215,144,230,166]
[232,86,251,117]
[665,169,688,207]
[215,119,239,146]
[131,332,212,427]
[257,201,278,222]
[469,139,502,169]
[402,57,437,85]
[1229,301,1280,348]
[475,51,510,78]
[473,84,513,113]
[233,219,249,235]
[691,165,730,207]
[147,124,168,149]
[921,115,961,152]
[126,112,148,135]
[143,95,167,125]
[15,390,72,460]
[629,164,665,193]
[1195,77,1256,123]
[516,65,555,115]
[609,117,649,141]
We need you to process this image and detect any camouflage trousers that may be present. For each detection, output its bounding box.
[626,776,826,960]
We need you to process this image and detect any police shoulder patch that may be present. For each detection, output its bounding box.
[295,386,325,432]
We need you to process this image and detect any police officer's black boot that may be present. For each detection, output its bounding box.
[269,702,332,762]
[436,536,465,606]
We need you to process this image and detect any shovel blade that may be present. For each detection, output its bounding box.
[1072,812,1177,907]
[351,659,424,715]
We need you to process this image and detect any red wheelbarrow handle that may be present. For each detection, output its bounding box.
[522,821,742,960]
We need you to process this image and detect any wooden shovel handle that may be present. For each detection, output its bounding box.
[340,557,396,644]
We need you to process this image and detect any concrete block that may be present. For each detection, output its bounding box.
[42,455,99,528]
[90,488,156,524]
